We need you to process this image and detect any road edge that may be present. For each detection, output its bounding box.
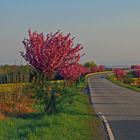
[87,73,115,140]
[98,112,115,140]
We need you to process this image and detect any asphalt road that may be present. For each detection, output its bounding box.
[88,74,140,140]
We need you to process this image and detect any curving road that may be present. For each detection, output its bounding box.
[88,74,140,140]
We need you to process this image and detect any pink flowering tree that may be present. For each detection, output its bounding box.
[90,65,105,73]
[21,29,83,112]
[21,29,83,80]
[91,66,98,73]
[134,71,140,79]
[98,65,105,72]
[131,65,140,69]
[60,63,89,85]
[114,68,126,82]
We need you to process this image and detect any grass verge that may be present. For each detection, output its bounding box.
[0,81,103,140]
[107,74,140,92]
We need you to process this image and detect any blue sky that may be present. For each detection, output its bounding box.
[0,0,140,65]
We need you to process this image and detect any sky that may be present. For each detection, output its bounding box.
[0,0,140,66]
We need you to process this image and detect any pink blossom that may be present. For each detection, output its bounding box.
[21,30,83,80]
[131,65,140,69]
[114,68,126,81]
[60,63,89,81]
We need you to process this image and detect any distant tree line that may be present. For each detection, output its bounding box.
[0,65,30,84]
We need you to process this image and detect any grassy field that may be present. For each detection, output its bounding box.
[0,82,104,140]
[107,74,140,92]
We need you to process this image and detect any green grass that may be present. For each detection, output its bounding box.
[0,82,103,140]
[107,74,140,92]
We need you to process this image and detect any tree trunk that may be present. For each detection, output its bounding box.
[44,94,56,113]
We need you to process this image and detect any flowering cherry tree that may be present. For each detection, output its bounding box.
[21,29,83,80]
[91,66,99,73]
[114,68,126,82]
[91,65,105,73]
[134,70,140,78]
[98,65,105,72]
[21,30,83,112]
[60,63,89,82]
[131,65,140,69]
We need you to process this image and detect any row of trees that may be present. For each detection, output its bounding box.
[131,65,140,69]
[84,61,105,73]
[0,65,30,84]
[0,62,105,84]
[113,67,140,85]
